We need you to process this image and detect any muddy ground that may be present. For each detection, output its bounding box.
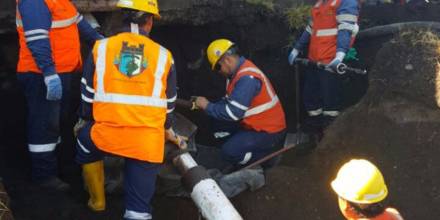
[1,4,440,220]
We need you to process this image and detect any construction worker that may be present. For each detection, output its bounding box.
[16,0,102,190]
[288,0,360,135]
[195,39,286,170]
[331,159,404,220]
[74,0,186,218]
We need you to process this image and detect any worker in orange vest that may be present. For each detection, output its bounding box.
[331,159,404,220]
[288,0,360,139]
[195,39,286,171]
[16,0,102,190]
[74,0,186,218]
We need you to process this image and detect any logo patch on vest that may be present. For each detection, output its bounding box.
[114,42,148,77]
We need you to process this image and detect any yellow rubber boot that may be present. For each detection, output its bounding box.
[82,160,106,211]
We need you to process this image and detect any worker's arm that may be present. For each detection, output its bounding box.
[18,0,55,75]
[327,0,359,67]
[336,0,360,53]
[293,18,313,51]
[289,18,312,65]
[165,61,187,149]
[78,53,95,121]
[165,63,177,129]
[205,76,262,121]
[76,14,104,44]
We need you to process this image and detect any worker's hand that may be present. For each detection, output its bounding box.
[194,96,210,110]
[44,73,62,101]
[166,128,188,149]
[73,118,88,137]
[190,96,199,111]
[288,48,299,65]
[326,51,346,73]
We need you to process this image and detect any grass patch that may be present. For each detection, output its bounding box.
[245,0,275,10]
[285,4,312,30]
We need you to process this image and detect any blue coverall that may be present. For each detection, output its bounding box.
[293,0,359,131]
[17,0,102,182]
[206,57,285,167]
[75,28,178,220]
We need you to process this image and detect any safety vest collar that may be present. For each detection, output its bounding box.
[93,38,168,108]
[227,56,246,80]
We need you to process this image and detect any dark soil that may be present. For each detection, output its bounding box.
[1,4,440,220]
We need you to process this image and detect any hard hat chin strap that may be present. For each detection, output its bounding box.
[130,23,139,34]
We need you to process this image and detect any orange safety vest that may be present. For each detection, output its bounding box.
[90,33,173,163]
[226,60,286,133]
[343,208,403,220]
[308,0,357,63]
[339,199,404,220]
[16,0,81,73]
[372,208,404,220]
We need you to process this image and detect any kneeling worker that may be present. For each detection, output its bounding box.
[195,39,286,169]
[74,0,185,219]
[331,159,404,220]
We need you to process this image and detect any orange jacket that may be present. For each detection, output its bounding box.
[308,0,357,63]
[344,208,403,220]
[226,60,286,133]
[16,0,81,73]
[91,33,173,163]
[339,199,403,220]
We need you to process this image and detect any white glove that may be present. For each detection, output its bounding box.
[44,74,62,101]
[288,49,299,65]
[326,51,346,72]
[73,118,88,137]
[166,128,188,149]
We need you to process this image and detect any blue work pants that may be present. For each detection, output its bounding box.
[76,122,160,220]
[17,72,78,182]
[302,67,342,131]
[221,128,286,166]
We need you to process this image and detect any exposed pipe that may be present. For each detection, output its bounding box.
[172,152,243,220]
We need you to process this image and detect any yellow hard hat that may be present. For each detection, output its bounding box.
[331,159,388,204]
[117,0,160,18]
[207,39,235,70]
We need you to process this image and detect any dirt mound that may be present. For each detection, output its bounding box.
[0,180,13,220]
[314,29,440,219]
[150,30,440,220]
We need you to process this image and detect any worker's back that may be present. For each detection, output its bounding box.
[91,32,173,162]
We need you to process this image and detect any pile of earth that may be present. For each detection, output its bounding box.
[152,29,440,220]
[0,180,13,220]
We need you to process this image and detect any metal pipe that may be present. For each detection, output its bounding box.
[295,58,367,75]
[172,153,243,220]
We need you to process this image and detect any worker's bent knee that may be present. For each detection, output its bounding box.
[75,122,103,164]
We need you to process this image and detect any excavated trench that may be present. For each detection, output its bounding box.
[1,2,440,219]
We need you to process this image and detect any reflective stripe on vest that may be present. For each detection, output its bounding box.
[316,28,338,37]
[16,13,81,29]
[16,0,82,73]
[94,39,167,108]
[236,67,280,118]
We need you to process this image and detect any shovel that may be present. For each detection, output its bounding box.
[241,63,309,170]
[284,63,309,148]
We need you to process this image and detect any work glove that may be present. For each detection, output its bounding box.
[288,48,299,65]
[44,74,62,101]
[194,96,209,110]
[166,128,188,149]
[326,51,346,73]
[73,118,88,137]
